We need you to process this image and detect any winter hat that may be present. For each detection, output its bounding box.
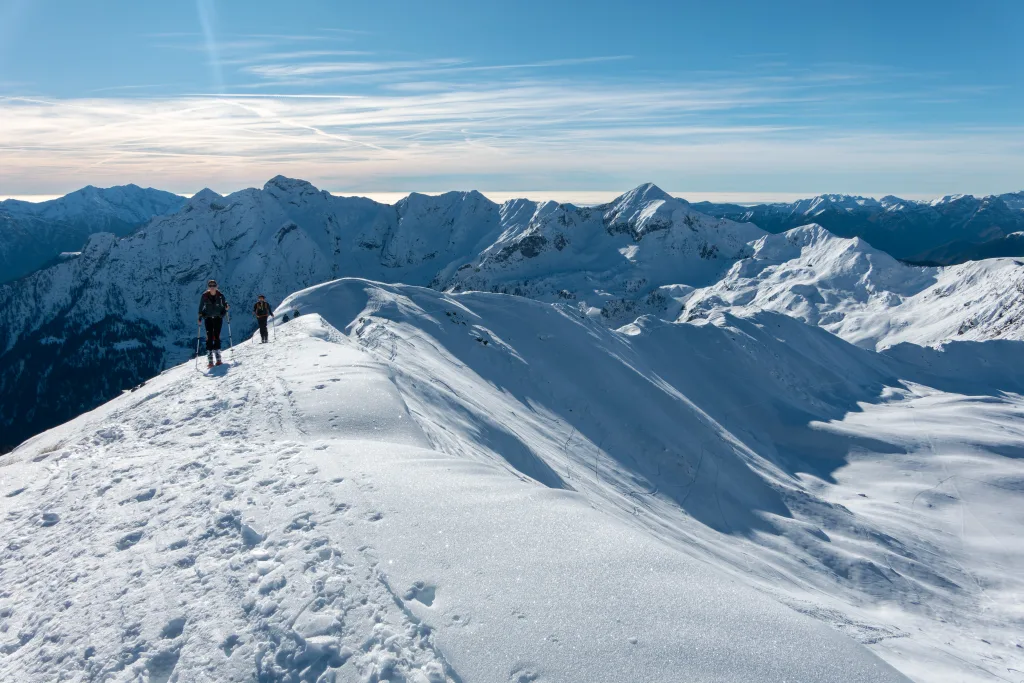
[208,279,217,287]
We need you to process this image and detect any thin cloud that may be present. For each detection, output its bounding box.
[245,59,468,78]
[318,28,371,35]
[239,55,635,88]
[148,31,337,41]
[2,70,1022,196]
[220,50,373,66]
[89,83,186,93]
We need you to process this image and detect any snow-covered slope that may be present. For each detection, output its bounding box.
[0,184,185,282]
[5,278,1023,681]
[683,224,1024,349]
[0,178,759,452]
[693,191,1024,265]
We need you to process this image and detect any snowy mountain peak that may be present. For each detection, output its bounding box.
[185,188,223,210]
[752,222,890,265]
[609,182,675,207]
[600,183,690,239]
[879,194,915,210]
[931,193,970,206]
[190,187,222,201]
[795,194,881,214]
[397,189,489,210]
[263,175,322,197]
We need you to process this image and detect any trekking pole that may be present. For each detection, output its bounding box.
[227,311,235,361]
[195,320,201,371]
[273,316,277,343]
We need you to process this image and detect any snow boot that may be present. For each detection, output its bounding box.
[215,351,223,366]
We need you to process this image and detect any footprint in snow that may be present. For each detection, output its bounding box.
[286,512,316,532]
[160,617,186,639]
[116,530,144,550]
[404,581,436,607]
[121,488,156,504]
[221,634,241,656]
[510,665,541,682]
[146,649,180,683]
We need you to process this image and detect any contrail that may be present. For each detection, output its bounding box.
[0,0,31,72]
[195,0,224,93]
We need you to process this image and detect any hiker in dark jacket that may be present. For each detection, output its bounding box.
[253,295,274,343]
[198,279,229,367]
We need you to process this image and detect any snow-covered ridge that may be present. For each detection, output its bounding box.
[6,277,1022,680]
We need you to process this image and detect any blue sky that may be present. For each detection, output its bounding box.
[1,0,1022,200]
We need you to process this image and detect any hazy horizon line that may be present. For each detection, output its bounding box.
[0,188,970,207]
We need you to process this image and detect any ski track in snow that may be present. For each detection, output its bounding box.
[2,279,1023,682]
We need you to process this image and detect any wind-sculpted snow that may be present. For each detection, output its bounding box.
[0,184,185,282]
[683,224,1024,350]
[1,280,926,682]
[280,280,1024,682]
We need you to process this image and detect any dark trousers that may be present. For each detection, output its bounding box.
[204,317,223,351]
[257,316,269,341]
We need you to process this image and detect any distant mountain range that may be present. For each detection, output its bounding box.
[0,185,185,282]
[2,184,1022,286]
[692,191,1024,265]
[3,178,1024,452]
